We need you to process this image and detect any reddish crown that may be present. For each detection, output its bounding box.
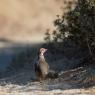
[40,48,47,54]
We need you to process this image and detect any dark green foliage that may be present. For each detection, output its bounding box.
[45,0,95,61]
[44,29,51,43]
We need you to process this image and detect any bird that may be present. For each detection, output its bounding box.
[34,48,49,81]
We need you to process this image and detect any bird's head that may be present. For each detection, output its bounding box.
[39,48,48,55]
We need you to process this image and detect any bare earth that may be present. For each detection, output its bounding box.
[0,68,95,95]
[0,85,95,95]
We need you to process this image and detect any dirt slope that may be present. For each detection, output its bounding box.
[0,0,62,43]
[0,0,75,43]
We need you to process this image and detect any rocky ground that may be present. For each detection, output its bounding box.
[0,66,95,95]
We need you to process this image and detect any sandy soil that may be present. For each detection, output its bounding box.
[0,67,95,95]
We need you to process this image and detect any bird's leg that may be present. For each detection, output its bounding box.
[37,74,43,82]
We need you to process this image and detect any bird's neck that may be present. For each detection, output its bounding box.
[39,53,45,61]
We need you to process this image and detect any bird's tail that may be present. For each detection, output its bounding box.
[46,70,59,79]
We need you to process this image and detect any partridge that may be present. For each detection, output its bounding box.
[35,48,49,81]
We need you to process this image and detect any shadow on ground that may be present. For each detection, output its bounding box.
[0,38,95,91]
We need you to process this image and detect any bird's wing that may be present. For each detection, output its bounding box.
[34,62,41,74]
